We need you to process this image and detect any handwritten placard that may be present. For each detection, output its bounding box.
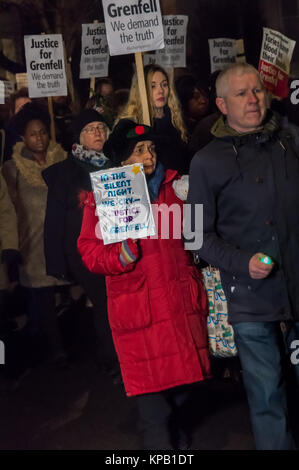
[90,163,156,245]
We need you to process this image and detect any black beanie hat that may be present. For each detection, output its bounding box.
[103,119,154,164]
[71,109,109,142]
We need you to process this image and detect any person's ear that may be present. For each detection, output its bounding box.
[216,97,227,115]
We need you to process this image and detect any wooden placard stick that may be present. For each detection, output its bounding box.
[41,32,56,142]
[135,52,150,126]
[89,20,99,98]
[47,96,56,142]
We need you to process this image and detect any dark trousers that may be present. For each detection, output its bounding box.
[67,257,118,368]
[136,386,191,450]
[26,286,65,360]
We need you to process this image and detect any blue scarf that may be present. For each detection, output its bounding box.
[72,143,109,168]
[147,161,165,202]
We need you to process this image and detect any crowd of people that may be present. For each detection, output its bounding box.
[0,62,299,450]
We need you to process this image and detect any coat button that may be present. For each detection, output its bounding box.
[255,176,263,184]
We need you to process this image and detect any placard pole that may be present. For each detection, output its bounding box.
[89,20,99,98]
[135,52,150,126]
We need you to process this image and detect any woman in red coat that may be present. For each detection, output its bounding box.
[78,119,210,449]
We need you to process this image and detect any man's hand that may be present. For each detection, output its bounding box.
[249,253,274,279]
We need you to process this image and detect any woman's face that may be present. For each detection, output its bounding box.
[150,71,169,110]
[23,120,49,154]
[187,87,209,119]
[80,121,107,152]
[122,140,157,176]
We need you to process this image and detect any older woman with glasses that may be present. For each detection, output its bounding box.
[42,109,119,376]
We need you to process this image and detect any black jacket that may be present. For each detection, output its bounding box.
[187,113,299,323]
[152,106,190,175]
[42,153,111,281]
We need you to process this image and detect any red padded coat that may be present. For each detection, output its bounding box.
[78,169,210,396]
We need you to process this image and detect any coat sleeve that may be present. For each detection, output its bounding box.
[186,152,252,276]
[0,172,18,251]
[77,195,139,276]
[42,165,68,279]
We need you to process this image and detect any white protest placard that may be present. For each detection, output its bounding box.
[102,0,164,56]
[90,163,156,245]
[0,80,15,103]
[24,34,67,98]
[0,81,4,104]
[156,15,188,68]
[208,38,245,73]
[80,23,109,79]
[142,53,157,66]
[259,27,296,98]
[15,73,29,90]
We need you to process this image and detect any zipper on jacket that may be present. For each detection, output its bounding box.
[279,140,288,178]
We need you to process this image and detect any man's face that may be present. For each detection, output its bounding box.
[216,72,267,133]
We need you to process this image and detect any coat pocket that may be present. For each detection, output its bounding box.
[107,275,151,332]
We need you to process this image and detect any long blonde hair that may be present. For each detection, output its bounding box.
[116,64,188,142]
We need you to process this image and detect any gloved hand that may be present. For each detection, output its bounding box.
[1,249,21,283]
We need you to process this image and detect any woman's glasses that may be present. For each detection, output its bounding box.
[82,124,106,135]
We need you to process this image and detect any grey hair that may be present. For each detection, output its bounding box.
[216,63,262,98]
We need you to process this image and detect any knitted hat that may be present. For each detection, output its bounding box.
[71,109,109,143]
[103,119,154,164]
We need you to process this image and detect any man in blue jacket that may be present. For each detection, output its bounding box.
[187,62,299,450]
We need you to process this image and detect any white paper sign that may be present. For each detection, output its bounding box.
[0,81,4,104]
[156,15,188,68]
[102,0,164,56]
[0,80,15,103]
[16,73,29,90]
[142,53,157,66]
[208,38,245,73]
[90,163,156,245]
[80,23,109,79]
[24,34,67,98]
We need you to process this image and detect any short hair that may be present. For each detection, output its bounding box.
[216,63,262,98]
[13,102,50,136]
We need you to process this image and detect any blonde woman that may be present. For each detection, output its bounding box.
[117,64,189,174]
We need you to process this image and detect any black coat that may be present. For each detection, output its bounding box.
[152,106,190,175]
[42,153,111,282]
[187,119,299,323]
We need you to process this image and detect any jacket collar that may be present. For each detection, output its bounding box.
[211,110,281,144]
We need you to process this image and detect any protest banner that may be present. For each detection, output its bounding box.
[0,80,15,104]
[208,38,246,73]
[24,34,67,98]
[15,73,29,90]
[90,163,156,245]
[290,79,299,105]
[259,27,296,98]
[80,22,109,80]
[102,0,165,125]
[0,81,4,104]
[156,15,188,68]
[142,53,157,66]
[102,0,164,56]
